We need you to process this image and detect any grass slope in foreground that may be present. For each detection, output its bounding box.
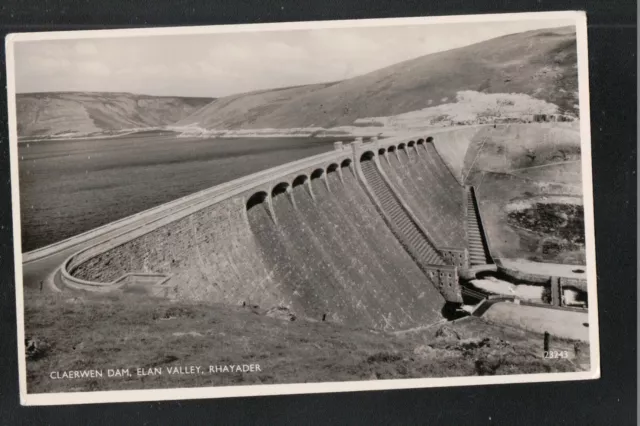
[25,292,589,393]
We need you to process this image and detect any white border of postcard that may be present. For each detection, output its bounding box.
[6,10,599,406]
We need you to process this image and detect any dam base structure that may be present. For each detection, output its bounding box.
[25,129,503,331]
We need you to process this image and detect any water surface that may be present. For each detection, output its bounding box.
[19,133,341,251]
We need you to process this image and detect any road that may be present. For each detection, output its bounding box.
[475,299,590,341]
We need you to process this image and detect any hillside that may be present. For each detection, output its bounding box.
[173,82,338,130]
[17,26,578,139]
[17,92,213,139]
[177,26,578,131]
[459,124,585,265]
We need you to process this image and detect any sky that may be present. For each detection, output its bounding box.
[13,18,574,98]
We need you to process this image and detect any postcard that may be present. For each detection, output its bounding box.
[5,10,599,405]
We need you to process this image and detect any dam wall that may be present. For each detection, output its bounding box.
[378,139,466,249]
[431,126,485,185]
[245,164,445,328]
[70,196,278,303]
[59,129,479,330]
[357,145,463,303]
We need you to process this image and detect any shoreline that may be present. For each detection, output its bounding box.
[16,119,579,144]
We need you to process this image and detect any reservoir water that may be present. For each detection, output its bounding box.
[18,132,342,251]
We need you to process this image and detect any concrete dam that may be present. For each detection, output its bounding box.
[28,128,498,331]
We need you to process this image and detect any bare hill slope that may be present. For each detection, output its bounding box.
[18,26,577,138]
[174,82,338,130]
[178,26,577,130]
[17,92,213,139]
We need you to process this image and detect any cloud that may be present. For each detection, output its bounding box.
[137,64,169,76]
[196,61,232,77]
[115,63,197,80]
[176,63,196,78]
[38,44,74,58]
[309,31,379,55]
[77,61,111,76]
[74,42,98,55]
[263,41,307,60]
[206,43,254,65]
[25,56,72,73]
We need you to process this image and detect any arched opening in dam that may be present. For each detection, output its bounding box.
[360,151,375,162]
[246,191,269,211]
[271,182,290,198]
[326,163,339,174]
[292,174,308,188]
[310,168,324,180]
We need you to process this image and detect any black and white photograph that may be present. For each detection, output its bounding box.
[6,11,599,405]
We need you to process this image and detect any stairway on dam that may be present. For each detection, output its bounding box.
[466,187,493,266]
[360,159,443,265]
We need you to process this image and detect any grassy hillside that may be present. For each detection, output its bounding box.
[178,26,578,130]
[17,92,213,139]
[24,292,587,393]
